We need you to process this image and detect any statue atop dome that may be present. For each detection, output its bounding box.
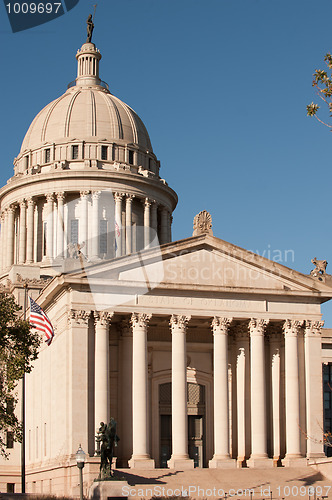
[86,13,94,43]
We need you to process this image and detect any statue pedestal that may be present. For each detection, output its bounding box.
[89,480,130,500]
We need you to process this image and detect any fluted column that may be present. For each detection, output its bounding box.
[160,207,168,245]
[270,333,281,465]
[80,191,89,253]
[247,319,272,467]
[125,194,134,254]
[26,198,35,264]
[45,194,54,260]
[91,191,100,260]
[114,192,123,258]
[168,315,194,469]
[151,202,158,246]
[18,200,27,264]
[120,321,133,463]
[236,328,249,467]
[209,317,235,468]
[143,198,151,248]
[282,320,305,465]
[94,311,113,435]
[129,313,155,469]
[6,205,16,268]
[56,192,65,258]
[304,320,325,459]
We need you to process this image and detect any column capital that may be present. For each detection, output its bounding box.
[80,190,90,199]
[68,309,91,325]
[56,192,65,201]
[249,318,269,336]
[126,193,135,203]
[170,314,191,332]
[46,193,55,203]
[211,317,233,335]
[94,310,114,327]
[282,319,303,337]
[7,205,17,215]
[19,199,26,209]
[92,190,101,200]
[114,192,124,203]
[131,312,151,329]
[143,197,152,208]
[27,197,35,207]
[120,319,132,337]
[304,320,324,337]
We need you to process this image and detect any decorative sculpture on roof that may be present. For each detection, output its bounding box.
[86,14,94,43]
[193,210,213,236]
[310,257,328,279]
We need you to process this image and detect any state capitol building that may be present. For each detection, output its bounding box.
[1,25,332,497]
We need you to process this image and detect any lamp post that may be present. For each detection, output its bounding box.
[76,444,86,500]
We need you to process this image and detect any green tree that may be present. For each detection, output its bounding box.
[0,292,40,458]
[307,53,332,128]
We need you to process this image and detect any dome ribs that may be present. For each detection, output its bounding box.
[90,90,97,136]
[64,90,81,137]
[41,93,68,143]
[100,91,123,140]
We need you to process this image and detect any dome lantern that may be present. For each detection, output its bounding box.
[75,42,102,87]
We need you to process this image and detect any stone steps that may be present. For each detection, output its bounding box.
[112,466,332,499]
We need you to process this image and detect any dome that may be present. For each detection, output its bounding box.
[20,42,153,154]
[20,87,153,154]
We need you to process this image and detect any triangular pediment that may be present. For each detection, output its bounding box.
[66,234,332,299]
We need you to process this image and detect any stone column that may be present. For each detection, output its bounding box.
[6,205,16,268]
[160,207,168,245]
[209,317,235,468]
[282,320,305,465]
[80,191,89,255]
[151,202,158,246]
[143,198,151,249]
[91,191,100,260]
[270,332,281,465]
[26,198,35,264]
[114,193,123,258]
[67,310,91,454]
[304,320,325,459]
[247,319,272,467]
[120,320,133,464]
[236,328,249,467]
[125,194,134,254]
[129,313,155,469]
[45,194,54,260]
[168,315,194,469]
[18,200,27,264]
[56,192,65,259]
[94,311,113,434]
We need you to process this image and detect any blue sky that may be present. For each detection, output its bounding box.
[1,0,332,324]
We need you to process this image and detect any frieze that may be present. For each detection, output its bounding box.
[16,274,52,287]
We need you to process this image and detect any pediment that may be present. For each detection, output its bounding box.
[68,234,332,298]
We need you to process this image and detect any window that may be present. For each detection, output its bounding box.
[24,156,29,169]
[70,220,79,245]
[44,148,51,163]
[99,220,107,255]
[6,431,14,449]
[72,145,79,159]
[128,150,134,165]
[101,145,108,160]
[7,484,15,493]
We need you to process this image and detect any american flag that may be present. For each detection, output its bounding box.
[29,297,54,346]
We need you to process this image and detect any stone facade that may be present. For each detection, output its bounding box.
[1,36,332,498]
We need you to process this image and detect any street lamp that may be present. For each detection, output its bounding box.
[76,444,86,500]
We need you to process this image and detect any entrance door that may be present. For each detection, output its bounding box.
[160,415,172,468]
[188,415,204,467]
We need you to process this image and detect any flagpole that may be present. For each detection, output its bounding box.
[21,283,28,494]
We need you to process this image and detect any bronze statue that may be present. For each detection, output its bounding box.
[97,418,120,478]
[86,14,94,43]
